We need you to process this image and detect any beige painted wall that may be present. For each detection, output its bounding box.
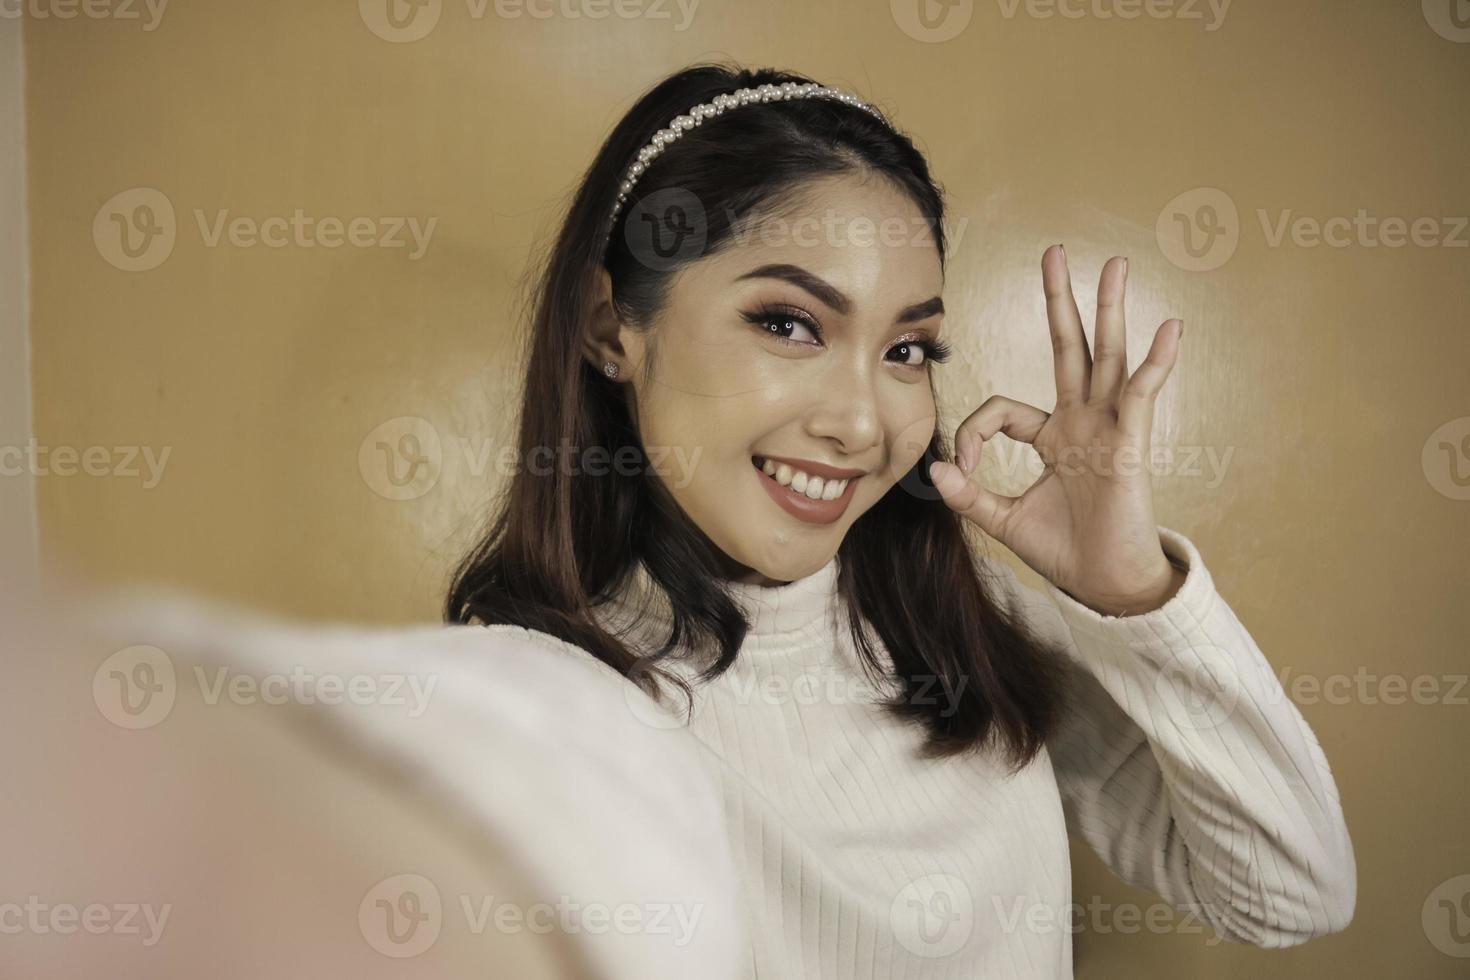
[23,1,1469,975]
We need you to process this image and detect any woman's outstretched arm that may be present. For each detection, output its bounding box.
[982,525,1357,948]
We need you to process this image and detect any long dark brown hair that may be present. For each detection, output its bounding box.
[444,62,1072,770]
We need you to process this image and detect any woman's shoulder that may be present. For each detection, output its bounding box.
[433,621,696,737]
[456,621,626,680]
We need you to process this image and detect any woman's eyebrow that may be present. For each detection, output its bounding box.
[734,263,944,324]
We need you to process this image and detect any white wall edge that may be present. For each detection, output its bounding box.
[1,13,38,578]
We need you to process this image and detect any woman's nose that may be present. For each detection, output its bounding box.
[801,365,884,457]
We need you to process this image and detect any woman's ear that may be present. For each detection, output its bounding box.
[582,267,628,377]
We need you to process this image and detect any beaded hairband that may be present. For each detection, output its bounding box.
[605,81,891,247]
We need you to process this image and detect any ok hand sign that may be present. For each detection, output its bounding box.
[930,246,1187,617]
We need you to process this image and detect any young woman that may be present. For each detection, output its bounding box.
[445,64,1356,976]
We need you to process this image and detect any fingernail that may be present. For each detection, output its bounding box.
[1177,319,1185,339]
[1123,256,1129,276]
[964,435,983,475]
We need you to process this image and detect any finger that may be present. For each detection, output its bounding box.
[953,395,1051,476]
[930,460,1019,539]
[1042,244,1092,406]
[1117,318,1183,443]
[1090,256,1129,405]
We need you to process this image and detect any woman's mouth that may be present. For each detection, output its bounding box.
[750,455,860,525]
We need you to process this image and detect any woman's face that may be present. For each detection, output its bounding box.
[623,174,946,586]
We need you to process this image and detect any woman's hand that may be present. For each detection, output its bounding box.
[929,245,1187,617]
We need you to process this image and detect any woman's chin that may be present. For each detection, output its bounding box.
[721,537,837,587]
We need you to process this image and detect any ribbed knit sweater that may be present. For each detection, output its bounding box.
[575,525,1356,977]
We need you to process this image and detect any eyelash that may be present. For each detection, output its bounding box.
[740,304,952,368]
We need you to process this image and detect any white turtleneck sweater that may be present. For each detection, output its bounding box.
[50,524,1351,977]
[490,524,1353,977]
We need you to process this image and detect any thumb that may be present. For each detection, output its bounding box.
[930,460,1014,539]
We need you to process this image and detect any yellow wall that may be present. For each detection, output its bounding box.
[25,1,1469,975]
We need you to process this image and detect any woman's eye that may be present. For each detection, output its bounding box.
[741,309,950,368]
[744,309,820,346]
[887,341,926,367]
[887,338,951,369]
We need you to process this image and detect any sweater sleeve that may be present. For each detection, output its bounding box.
[981,525,1357,947]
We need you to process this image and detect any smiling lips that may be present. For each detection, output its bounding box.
[752,455,864,525]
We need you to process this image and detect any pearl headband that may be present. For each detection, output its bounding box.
[605,81,891,247]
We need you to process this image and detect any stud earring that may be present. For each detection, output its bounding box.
[602,361,620,379]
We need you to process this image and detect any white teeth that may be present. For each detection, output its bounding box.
[756,457,851,501]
